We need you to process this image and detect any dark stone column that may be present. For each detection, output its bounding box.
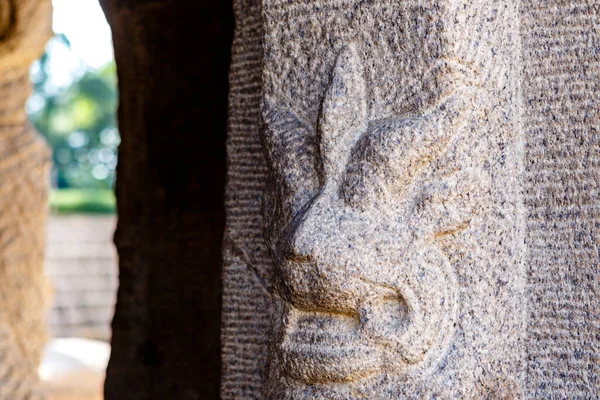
[99,1,233,398]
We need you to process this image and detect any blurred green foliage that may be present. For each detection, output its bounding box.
[49,189,116,214]
[27,34,119,191]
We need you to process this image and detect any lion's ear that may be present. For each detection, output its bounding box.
[317,43,368,180]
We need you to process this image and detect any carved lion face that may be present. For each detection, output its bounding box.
[262,44,485,394]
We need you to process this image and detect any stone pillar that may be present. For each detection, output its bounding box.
[0,0,52,398]
[223,0,525,398]
[522,1,600,397]
[220,0,271,398]
[99,1,233,399]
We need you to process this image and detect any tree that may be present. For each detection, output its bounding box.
[27,33,119,190]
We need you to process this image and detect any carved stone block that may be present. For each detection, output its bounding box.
[223,0,525,398]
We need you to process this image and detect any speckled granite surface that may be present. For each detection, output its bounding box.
[222,0,600,398]
[223,0,526,398]
[522,2,600,398]
[221,0,272,397]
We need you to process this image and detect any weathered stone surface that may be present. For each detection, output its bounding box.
[224,0,525,398]
[0,0,52,398]
[220,1,272,398]
[522,2,600,397]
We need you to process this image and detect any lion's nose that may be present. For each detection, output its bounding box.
[286,209,319,263]
[275,195,370,315]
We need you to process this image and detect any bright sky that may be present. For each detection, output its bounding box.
[52,0,114,68]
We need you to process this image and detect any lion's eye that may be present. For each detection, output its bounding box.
[340,118,419,209]
[339,91,472,210]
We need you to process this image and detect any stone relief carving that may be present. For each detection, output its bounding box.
[217,1,527,397]
[262,43,491,397]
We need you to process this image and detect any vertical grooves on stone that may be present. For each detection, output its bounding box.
[523,1,600,397]
[0,314,44,399]
[221,1,272,398]
[0,70,50,399]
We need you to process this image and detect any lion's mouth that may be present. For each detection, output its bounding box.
[278,310,384,384]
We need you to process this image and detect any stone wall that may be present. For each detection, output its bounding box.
[45,215,117,341]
